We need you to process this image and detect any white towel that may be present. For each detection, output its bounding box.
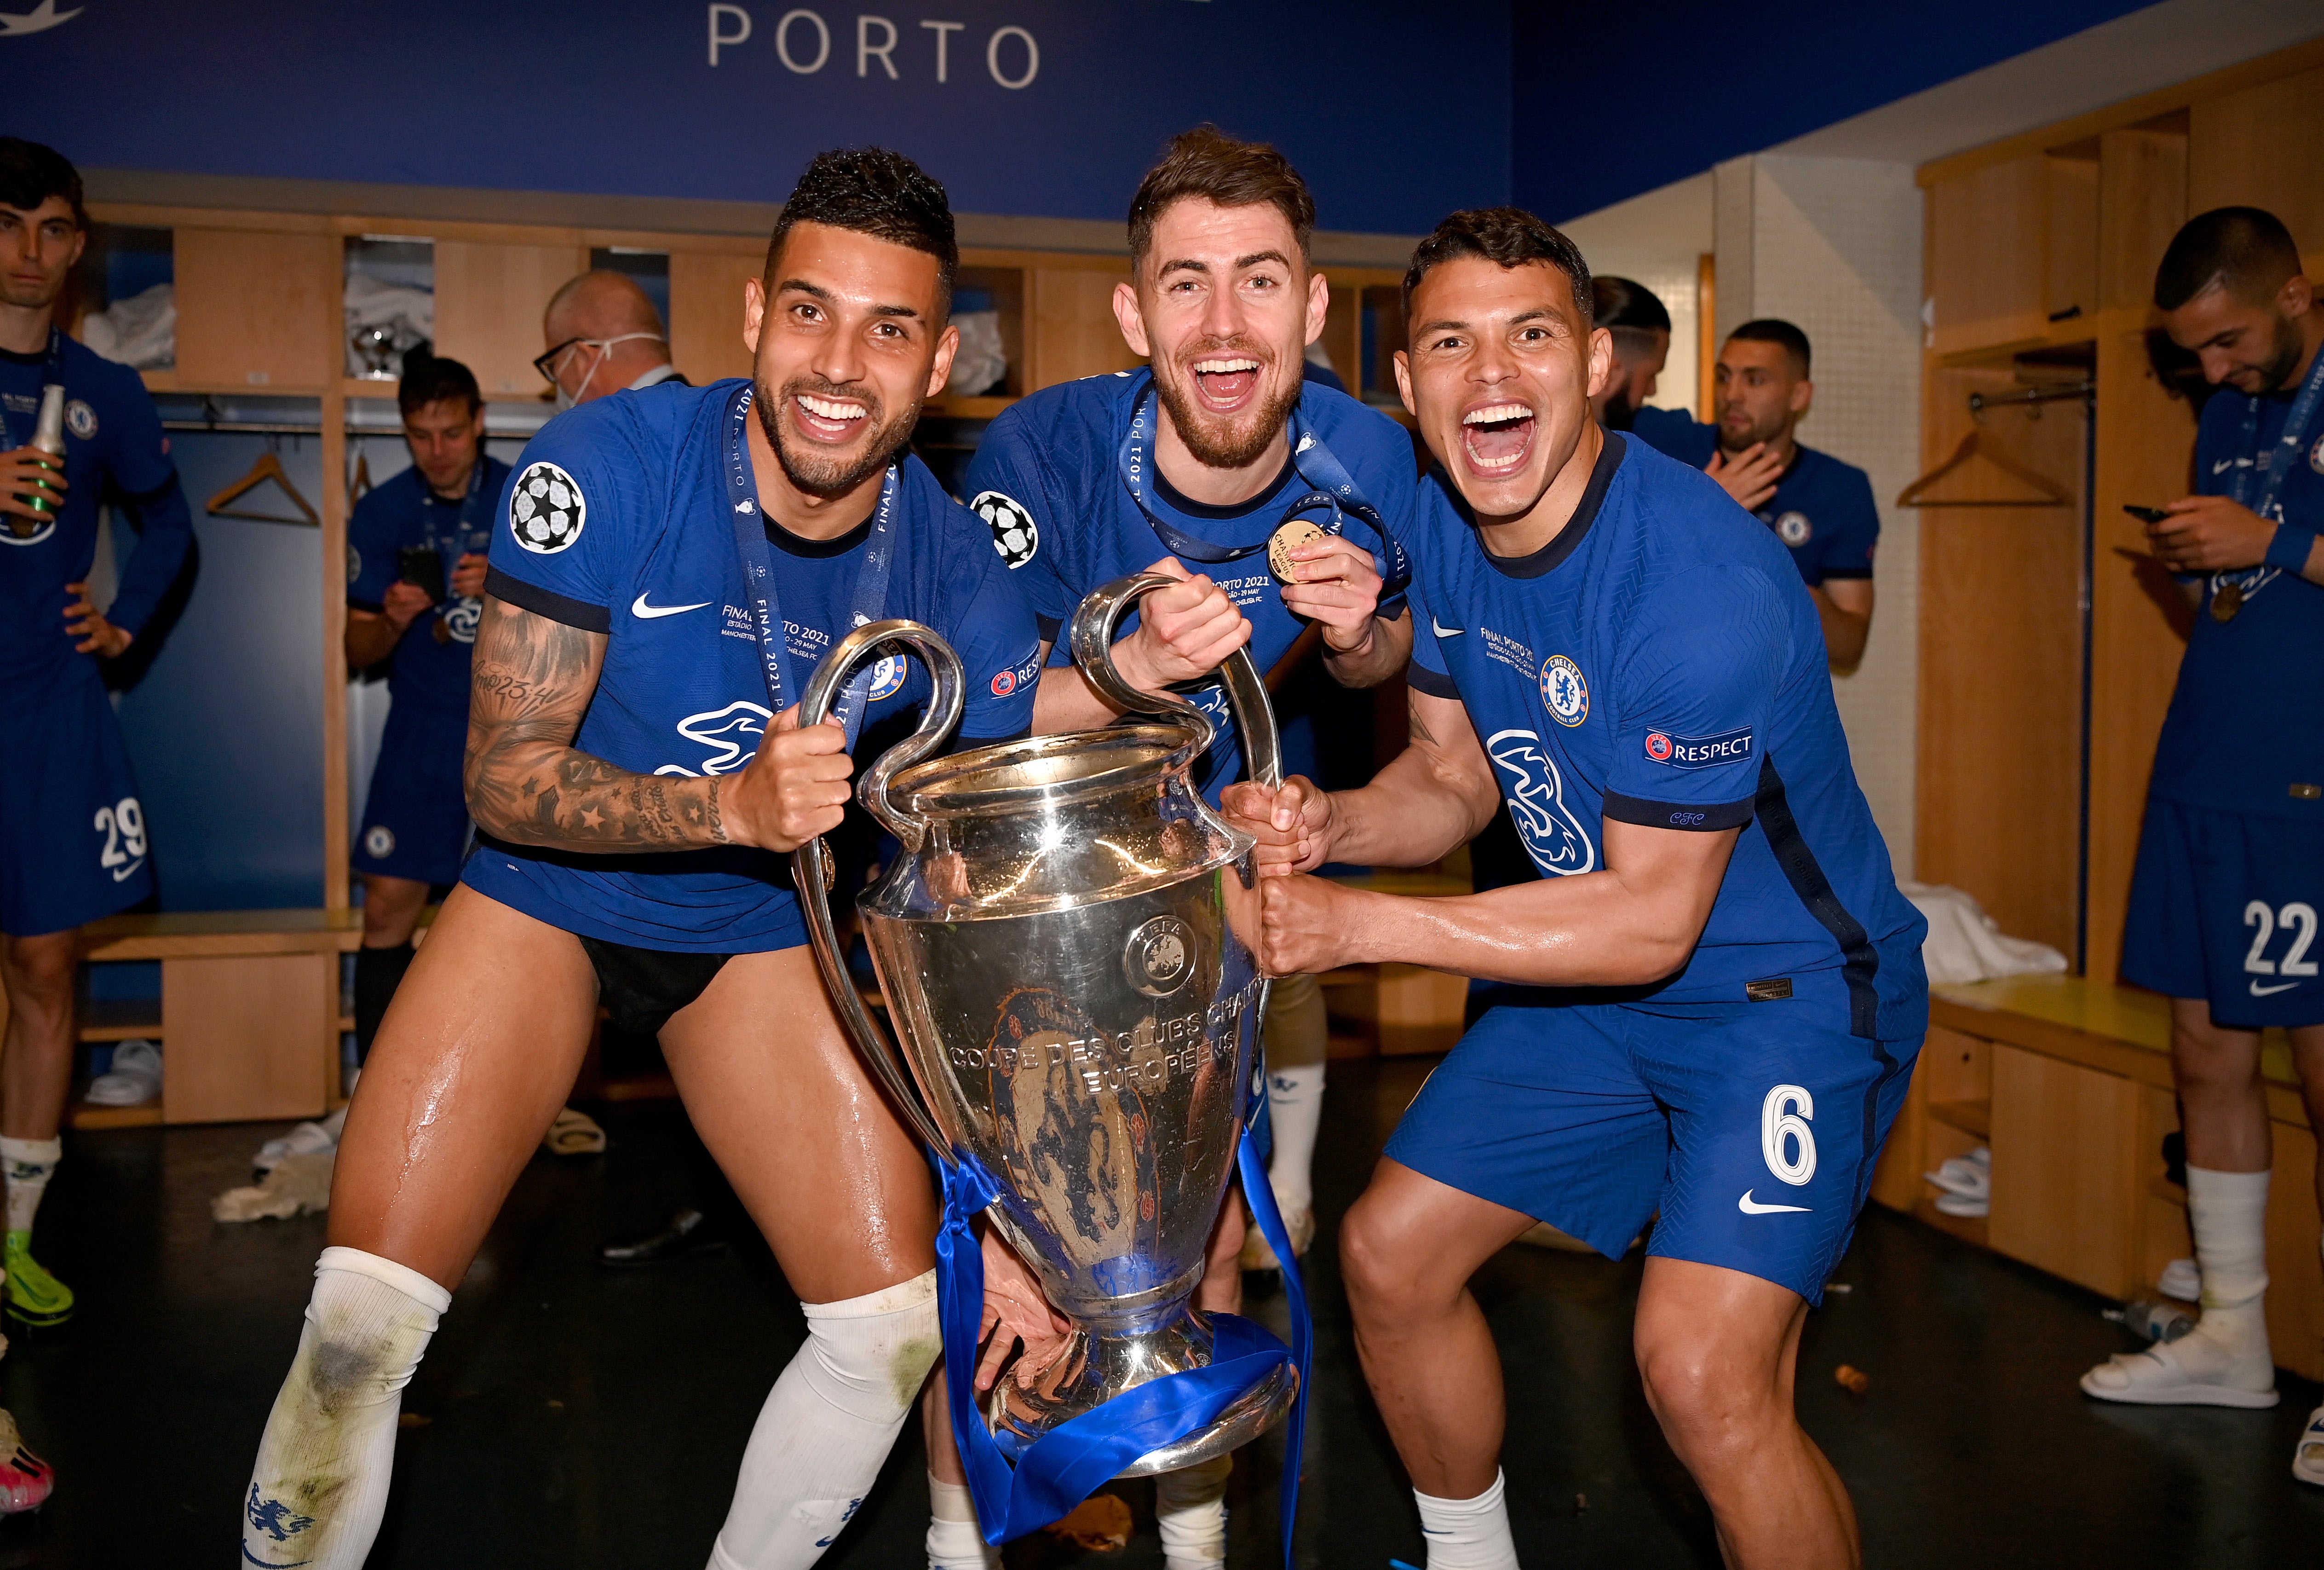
[1901,882,2068,986]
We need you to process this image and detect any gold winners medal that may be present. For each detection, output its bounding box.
[2211,579,2244,623]
[1269,519,1329,583]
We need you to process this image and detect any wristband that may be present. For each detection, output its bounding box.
[2266,524,2317,575]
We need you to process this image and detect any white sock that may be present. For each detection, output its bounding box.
[241,1247,451,1569]
[1415,1470,1519,1570]
[1155,1452,1232,1569]
[2175,1165,2274,1385]
[1262,974,1328,1219]
[925,1472,998,1569]
[710,1270,940,1570]
[0,1137,60,1237]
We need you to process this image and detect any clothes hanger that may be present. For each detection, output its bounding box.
[347,449,373,509]
[207,440,320,526]
[1895,428,2069,508]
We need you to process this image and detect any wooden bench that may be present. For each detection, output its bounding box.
[0,911,364,1130]
[1871,974,2321,1381]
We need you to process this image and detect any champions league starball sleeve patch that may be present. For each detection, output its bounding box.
[510,462,587,554]
[973,490,1038,568]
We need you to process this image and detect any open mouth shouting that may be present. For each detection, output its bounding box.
[1187,352,1267,414]
[1461,400,1536,476]
[791,388,874,444]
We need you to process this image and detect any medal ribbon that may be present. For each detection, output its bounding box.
[933,1121,1312,1562]
[721,382,900,747]
[2213,342,2324,611]
[1116,369,1409,596]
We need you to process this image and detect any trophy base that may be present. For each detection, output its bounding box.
[986,1304,1300,1478]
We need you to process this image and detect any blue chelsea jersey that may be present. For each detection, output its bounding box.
[0,334,191,694]
[1626,412,1880,587]
[345,456,511,710]
[1405,434,1926,1040]
[466,379,1041,952]
[961,369,1420,801]
[2147,382,2324,821]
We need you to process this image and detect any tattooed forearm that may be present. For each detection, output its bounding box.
[463,596,732,852]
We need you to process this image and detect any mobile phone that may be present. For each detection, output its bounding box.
[397,545,448,604]
[2123,504,2170,524]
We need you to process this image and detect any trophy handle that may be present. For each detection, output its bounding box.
[1066,573,1283,791]
[790,618,963,1160]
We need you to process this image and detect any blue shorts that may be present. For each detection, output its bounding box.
[1385,998,1920,1304]
[0,680,155,935]
[352,700,472,887]
[2123,799,2324,1029]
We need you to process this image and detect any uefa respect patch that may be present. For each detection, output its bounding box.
[1645,727,1755,768]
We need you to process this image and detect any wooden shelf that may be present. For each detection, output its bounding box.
[1912,1193,1990,1247]
[77,997,161,1043]
[68,1097,163,1131]
[1926,1097,1992,1138]
[922,394,1015,421]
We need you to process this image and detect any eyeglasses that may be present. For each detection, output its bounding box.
[532,332,663,385]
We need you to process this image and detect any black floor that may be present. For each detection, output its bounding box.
[8,1057,2324,1567]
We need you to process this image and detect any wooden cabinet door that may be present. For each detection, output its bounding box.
[1029,266,1139,390]
[173,228,334,391]
[161,953,333,1123]
[435,240,588,398]
[2191,65,2324,265]
[1989,1044,2141,1297]
[1927,158,2049,356]
[670,250,764,386]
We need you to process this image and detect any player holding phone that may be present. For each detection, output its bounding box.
[343,354,508,1062]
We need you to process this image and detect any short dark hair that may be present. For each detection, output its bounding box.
[1403,207,1592,326]
[0,138,85,229]
[2155,206,2303,311]
[1127,126,1315,273]
[1593,276,1671,335]
[398,352,481,418]
[1727,318,1811,378]
[765,147,958,319]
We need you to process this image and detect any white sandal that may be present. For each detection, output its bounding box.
[2295,1405,2324,1487]
[2080,1340,2279,1408]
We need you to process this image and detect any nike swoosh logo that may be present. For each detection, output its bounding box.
[111,857,145,883]
[2250,979,2300,996]
[1738,1189,1811,1215]
[1431,618,1465,637]
[632,595,711,619]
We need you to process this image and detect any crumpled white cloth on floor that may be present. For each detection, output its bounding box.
[1902,881,2068,986]
[945,309,1006,396]
[80,282,175,369]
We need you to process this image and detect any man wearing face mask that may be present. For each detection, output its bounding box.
[538,270,687,409]
[960,125,1418,1570]
[1628,320,1879,671]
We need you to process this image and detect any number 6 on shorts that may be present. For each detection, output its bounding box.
[1761,1084,1817,1187]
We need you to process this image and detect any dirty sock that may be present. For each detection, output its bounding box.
[241,1246,450,1568]
[1156,1452,1232,1569]
[710,1270,940,1569]
[0,1137,59,1237]
[1414,1470,1519,1570]
[924,1471,999,1569]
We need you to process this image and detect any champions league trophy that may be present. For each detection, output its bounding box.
[793,574,1300,1491]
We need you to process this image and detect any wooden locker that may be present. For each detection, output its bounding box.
[669,249,764,386]
[160,953,334,1124]
[1927,157,2050,356]
[2097,127,2188,312]
[435,240,589,398]
[1028,266,1139,391]
[173,227,334,391]
[1989,1044,2142,1298]
[2189,66,2324,254]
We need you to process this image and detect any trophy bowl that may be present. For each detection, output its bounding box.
[794,576,1294,1478]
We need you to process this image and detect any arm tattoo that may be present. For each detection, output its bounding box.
[464,598,730,851]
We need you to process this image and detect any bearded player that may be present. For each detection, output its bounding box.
[960,128,1416,1567]
[240,149,1053,1570]
[1224,208,1926,1569]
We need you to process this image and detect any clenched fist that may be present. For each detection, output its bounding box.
[1220,774,1335,876]
[721,704,854,852]
[1115,557,1251,691]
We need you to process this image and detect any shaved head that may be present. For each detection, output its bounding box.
[543,270,666,343]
